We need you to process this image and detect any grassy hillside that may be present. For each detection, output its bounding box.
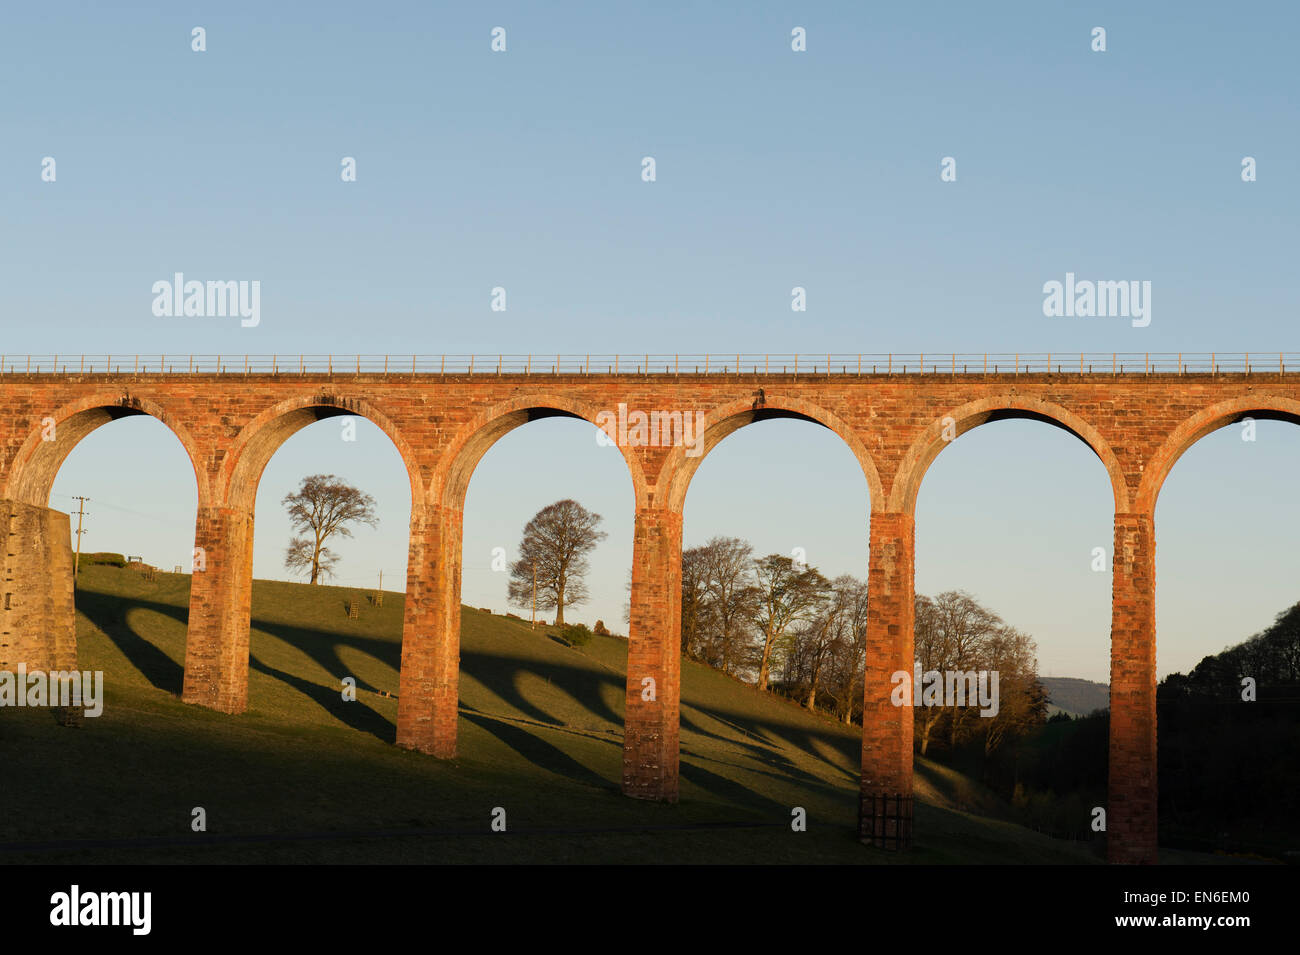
[0,566,1105,864]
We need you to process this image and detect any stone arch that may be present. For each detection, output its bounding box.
[658,395,884,514]
[4,392,207,506]
[223,393,422,512]
[888,395,1129,515]
[1136,395,1300,513]
[435,393,649,511]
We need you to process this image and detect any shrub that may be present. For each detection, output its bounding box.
[81,552,126,567]
[560,623,592,648]
[593,619,610,636]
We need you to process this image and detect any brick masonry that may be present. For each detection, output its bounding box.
[0,501,76,672]
[861,512,915,848]
[623,507,683,801]
[3,370,1296,863]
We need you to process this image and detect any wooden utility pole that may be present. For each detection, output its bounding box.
[71,496,89,579]
[532,562,537,629]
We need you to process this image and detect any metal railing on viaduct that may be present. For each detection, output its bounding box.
[2,353,1299,376]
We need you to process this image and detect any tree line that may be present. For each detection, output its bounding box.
[1153,599,1300,854]
[1160,598,1300,701]
[682,535,1047,754]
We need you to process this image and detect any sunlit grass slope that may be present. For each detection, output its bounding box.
[0,565,1101,864]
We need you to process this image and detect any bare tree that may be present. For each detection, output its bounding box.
[912,594,948,754]
[696,537,760,676]
[913,591,1003,753]
[282,474,378,584]
[804,576,870,724]
[936,591,1004,748]
[792,574,863,711]
[753,554,830,692]
[507,499,606,627]
[913,590,1045,755]
[833,577,870,723]
[681,545,708,658]
[980,625,1046,755]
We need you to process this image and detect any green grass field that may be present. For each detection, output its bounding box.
[0,565,1111,863]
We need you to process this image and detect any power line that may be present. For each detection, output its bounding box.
[50,492,182,525]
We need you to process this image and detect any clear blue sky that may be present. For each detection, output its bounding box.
[6,2,1298,682]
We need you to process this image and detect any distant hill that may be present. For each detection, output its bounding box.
[1041,677,1109,717]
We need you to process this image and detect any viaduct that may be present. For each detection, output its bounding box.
[3,352,1295,865]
